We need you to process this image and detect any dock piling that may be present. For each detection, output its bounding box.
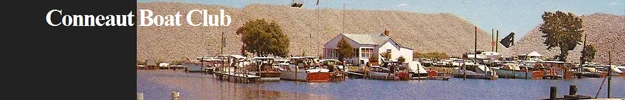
[512,68,516,79]
[137,92,144,100]
[569,85,577,95]
[550,86,557,100]
[525,70,528,80]
[171,91,180,100]
[607,51,611,98]
[463,65,466,80]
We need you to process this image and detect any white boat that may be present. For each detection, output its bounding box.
[280,57,332,82]
[320,59,347,72]
[450,59,463,67]
[280,67,331,82]
[481,52,502,59]
[607,65,623,74]
[614,66,625,74]
[579,67,603,78]
[494,63,531,78]
[453,64,498,79]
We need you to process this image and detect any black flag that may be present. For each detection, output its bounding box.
[500,32,515,48]
[316,0,320,5]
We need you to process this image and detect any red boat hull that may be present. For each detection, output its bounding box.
[306,72,331,82]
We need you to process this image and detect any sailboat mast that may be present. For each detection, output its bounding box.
[316,0,320,56]
[343,4,345,34]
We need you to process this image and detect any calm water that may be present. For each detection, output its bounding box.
[255,78,625,100]
[138,71,625,100]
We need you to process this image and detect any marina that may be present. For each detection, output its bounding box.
[137,70,625,100]
[134,1,625,99]
[137,43,625,99]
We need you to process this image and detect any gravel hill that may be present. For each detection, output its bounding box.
[137,2,509,61]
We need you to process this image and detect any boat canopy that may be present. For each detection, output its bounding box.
[252,57,274,60]
[197,57,222,62]
[229,55,246,59]
[527,51,542,57]
[407,61,427,74]
[583,67,600,73]
[466,54,486,59]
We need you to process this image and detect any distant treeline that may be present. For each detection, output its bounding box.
[414,51,449,60]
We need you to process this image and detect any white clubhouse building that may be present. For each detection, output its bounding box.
[323,33,413,65]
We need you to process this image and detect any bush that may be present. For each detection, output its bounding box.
[414,51,449,60]
[156,59,164,65]
[380,52,391,61]
[171,60,183,65]
[137,59,146,65]
[398,56,406,63]
[369,55,379,63]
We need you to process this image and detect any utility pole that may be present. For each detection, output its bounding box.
[315,0,321,56]
[474,26,477,67]
[578,34,587,78]
[491,28,494,52]
[221,32,225,55]
[496,30,499,52]
[468,26,477,80]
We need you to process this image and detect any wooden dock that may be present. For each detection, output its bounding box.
[411,76,450,80]
[214,71,261,83]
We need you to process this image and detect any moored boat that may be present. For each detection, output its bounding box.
[367,66,398,80]
[453,64,498,80]
[494,63,531,79]
[280,56,332,82]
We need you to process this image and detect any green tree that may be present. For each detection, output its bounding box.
[582,44,597,62]
[240,45,248,57]
[337,37,354,62]
[437,52,449,60]
[415,52,449,60]
[236,19,290,57]
[413,51,422,59]
[369,55,379,63]
[398,56,406,63]
[380,52,391,61]
[539,11,584,61]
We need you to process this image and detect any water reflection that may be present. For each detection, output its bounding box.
[137,70,335,100]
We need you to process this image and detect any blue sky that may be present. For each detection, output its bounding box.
[138,0,624,41]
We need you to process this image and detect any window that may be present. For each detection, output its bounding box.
[361,48,374,58]
[386,49,391,53]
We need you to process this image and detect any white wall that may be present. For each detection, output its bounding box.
[377,40,400,61]
[377,40,413,63]
[400,47,413,62]
[322,34,413,65]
